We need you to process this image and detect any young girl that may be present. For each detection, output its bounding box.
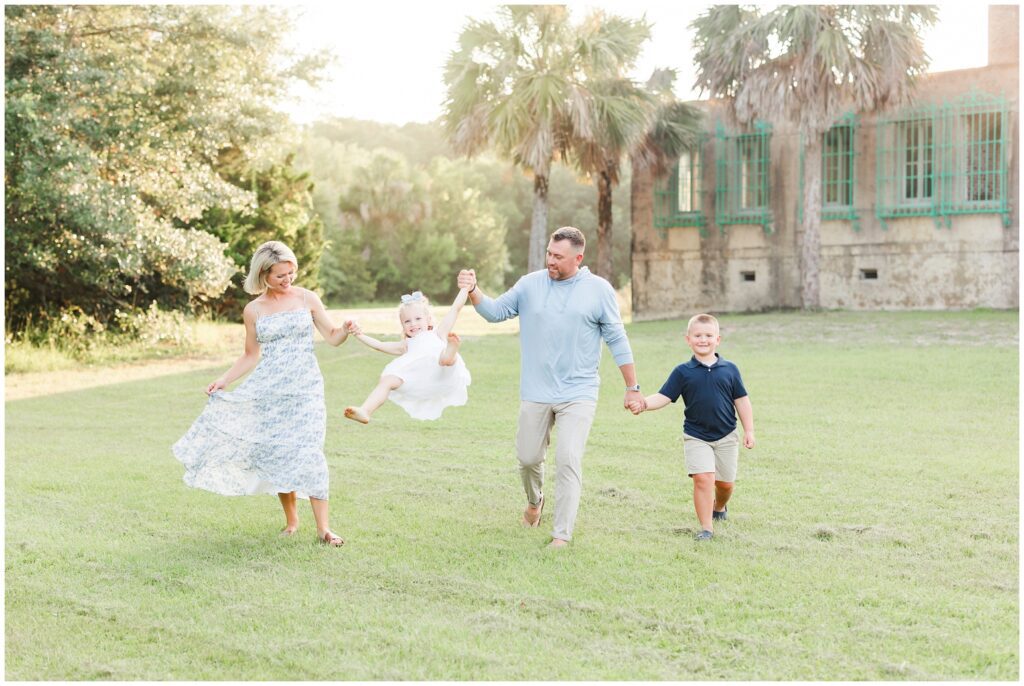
[172,241,350,546]
[343,288,471,423]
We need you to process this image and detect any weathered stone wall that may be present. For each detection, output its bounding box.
[632,7,1019,319]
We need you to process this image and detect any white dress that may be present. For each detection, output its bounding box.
[172,309,329,500]
[382,331,471,420]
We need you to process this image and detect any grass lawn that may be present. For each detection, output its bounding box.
[4,310,1018,679]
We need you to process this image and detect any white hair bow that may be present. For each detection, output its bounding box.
[400,291,424,304]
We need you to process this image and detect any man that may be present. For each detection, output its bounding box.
[458,227,644,548]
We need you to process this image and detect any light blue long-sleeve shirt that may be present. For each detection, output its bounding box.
[474,266,634,403]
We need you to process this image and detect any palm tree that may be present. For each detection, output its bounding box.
[691,5,936,309]
[443,6,652,274]
[569,13,653,280]
[627,69,703,310]
[630,69,704,184]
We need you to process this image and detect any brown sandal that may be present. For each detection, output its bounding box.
[318,531,345,547]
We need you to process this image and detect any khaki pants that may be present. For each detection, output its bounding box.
[515,400,597,542]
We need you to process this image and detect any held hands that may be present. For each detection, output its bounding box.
[206,378,227,395]
[345,319,363,336]
[625,392,646,415]
[457,269,477,292]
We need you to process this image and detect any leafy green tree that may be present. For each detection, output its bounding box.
[692,5,936,308]
[307,118,453,167]
[320,152,509,304]
[4,5,324,329]
[196,152,324,317]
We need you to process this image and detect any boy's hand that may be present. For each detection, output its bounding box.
[743,432,755,449]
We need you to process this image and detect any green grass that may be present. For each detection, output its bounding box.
[4,318,242,375]
[5,310,1018,679]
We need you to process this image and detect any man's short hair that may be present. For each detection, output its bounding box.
[687,313,720,334]
[550,226,585,250]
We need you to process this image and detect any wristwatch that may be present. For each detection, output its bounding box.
[626,384,641,392]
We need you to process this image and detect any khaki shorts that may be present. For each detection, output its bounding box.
[683,430,739,482]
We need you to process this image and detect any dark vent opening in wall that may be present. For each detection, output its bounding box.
[860,268,878,280]
[741,271,756,282]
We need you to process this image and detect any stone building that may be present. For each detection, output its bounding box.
[630,6,1019,317]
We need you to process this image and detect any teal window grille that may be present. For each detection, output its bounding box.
[653,139,706,234]
[876,105,938,224]
[799,114,859,228]
[876,93,1009,228]
[716,122,772,233]
[939,93,1009,224]
[823,117,855,209]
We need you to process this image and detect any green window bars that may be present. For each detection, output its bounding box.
[876,105,938,225]
[716,121,772,233]
[653,137,707,236]
[940,93,1009,225]
[823,117,856,209]
[799,114,860,229]
[876,92,1010,229]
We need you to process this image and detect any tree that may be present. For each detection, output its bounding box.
[196,152,325,318]
[321,151,509,304]
[443,6,604,272]
[567,10,654,280]
[4,5,325,329]
[628,69,703,304]
[691,5,936,308]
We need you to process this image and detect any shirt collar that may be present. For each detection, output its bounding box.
[685,353,720,368]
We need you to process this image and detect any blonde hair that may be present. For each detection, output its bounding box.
[398,293,432,337]
[243,241,298,295]
[687,313,720,334]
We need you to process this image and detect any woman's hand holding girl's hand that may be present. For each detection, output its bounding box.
[206,378,227,395]
[345,319,362,335]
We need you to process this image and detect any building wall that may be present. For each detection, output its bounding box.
[631,9,1019,319]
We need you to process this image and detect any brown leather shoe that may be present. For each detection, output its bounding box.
[522,496,544,527]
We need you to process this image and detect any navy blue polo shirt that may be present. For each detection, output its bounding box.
[657,354,748,442]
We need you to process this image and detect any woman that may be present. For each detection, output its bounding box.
[173,241,351,546]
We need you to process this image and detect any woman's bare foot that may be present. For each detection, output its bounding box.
[318,530,345,547]
[344,406,369,424]
[439,332,461,366]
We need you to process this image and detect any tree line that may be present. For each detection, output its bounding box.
[6,4,935,342]
[6,4,699,338]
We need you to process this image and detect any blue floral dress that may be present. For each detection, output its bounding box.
[172,308,329,500]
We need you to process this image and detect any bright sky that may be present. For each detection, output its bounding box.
[282,2,991,126]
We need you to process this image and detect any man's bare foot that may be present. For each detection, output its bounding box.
[344,406,369,424]
[439,332,461,366]
[279,524,299,537]
[522,496,544,527]
[546,538,569,549]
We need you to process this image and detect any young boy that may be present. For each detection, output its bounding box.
[632,313,755,541]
